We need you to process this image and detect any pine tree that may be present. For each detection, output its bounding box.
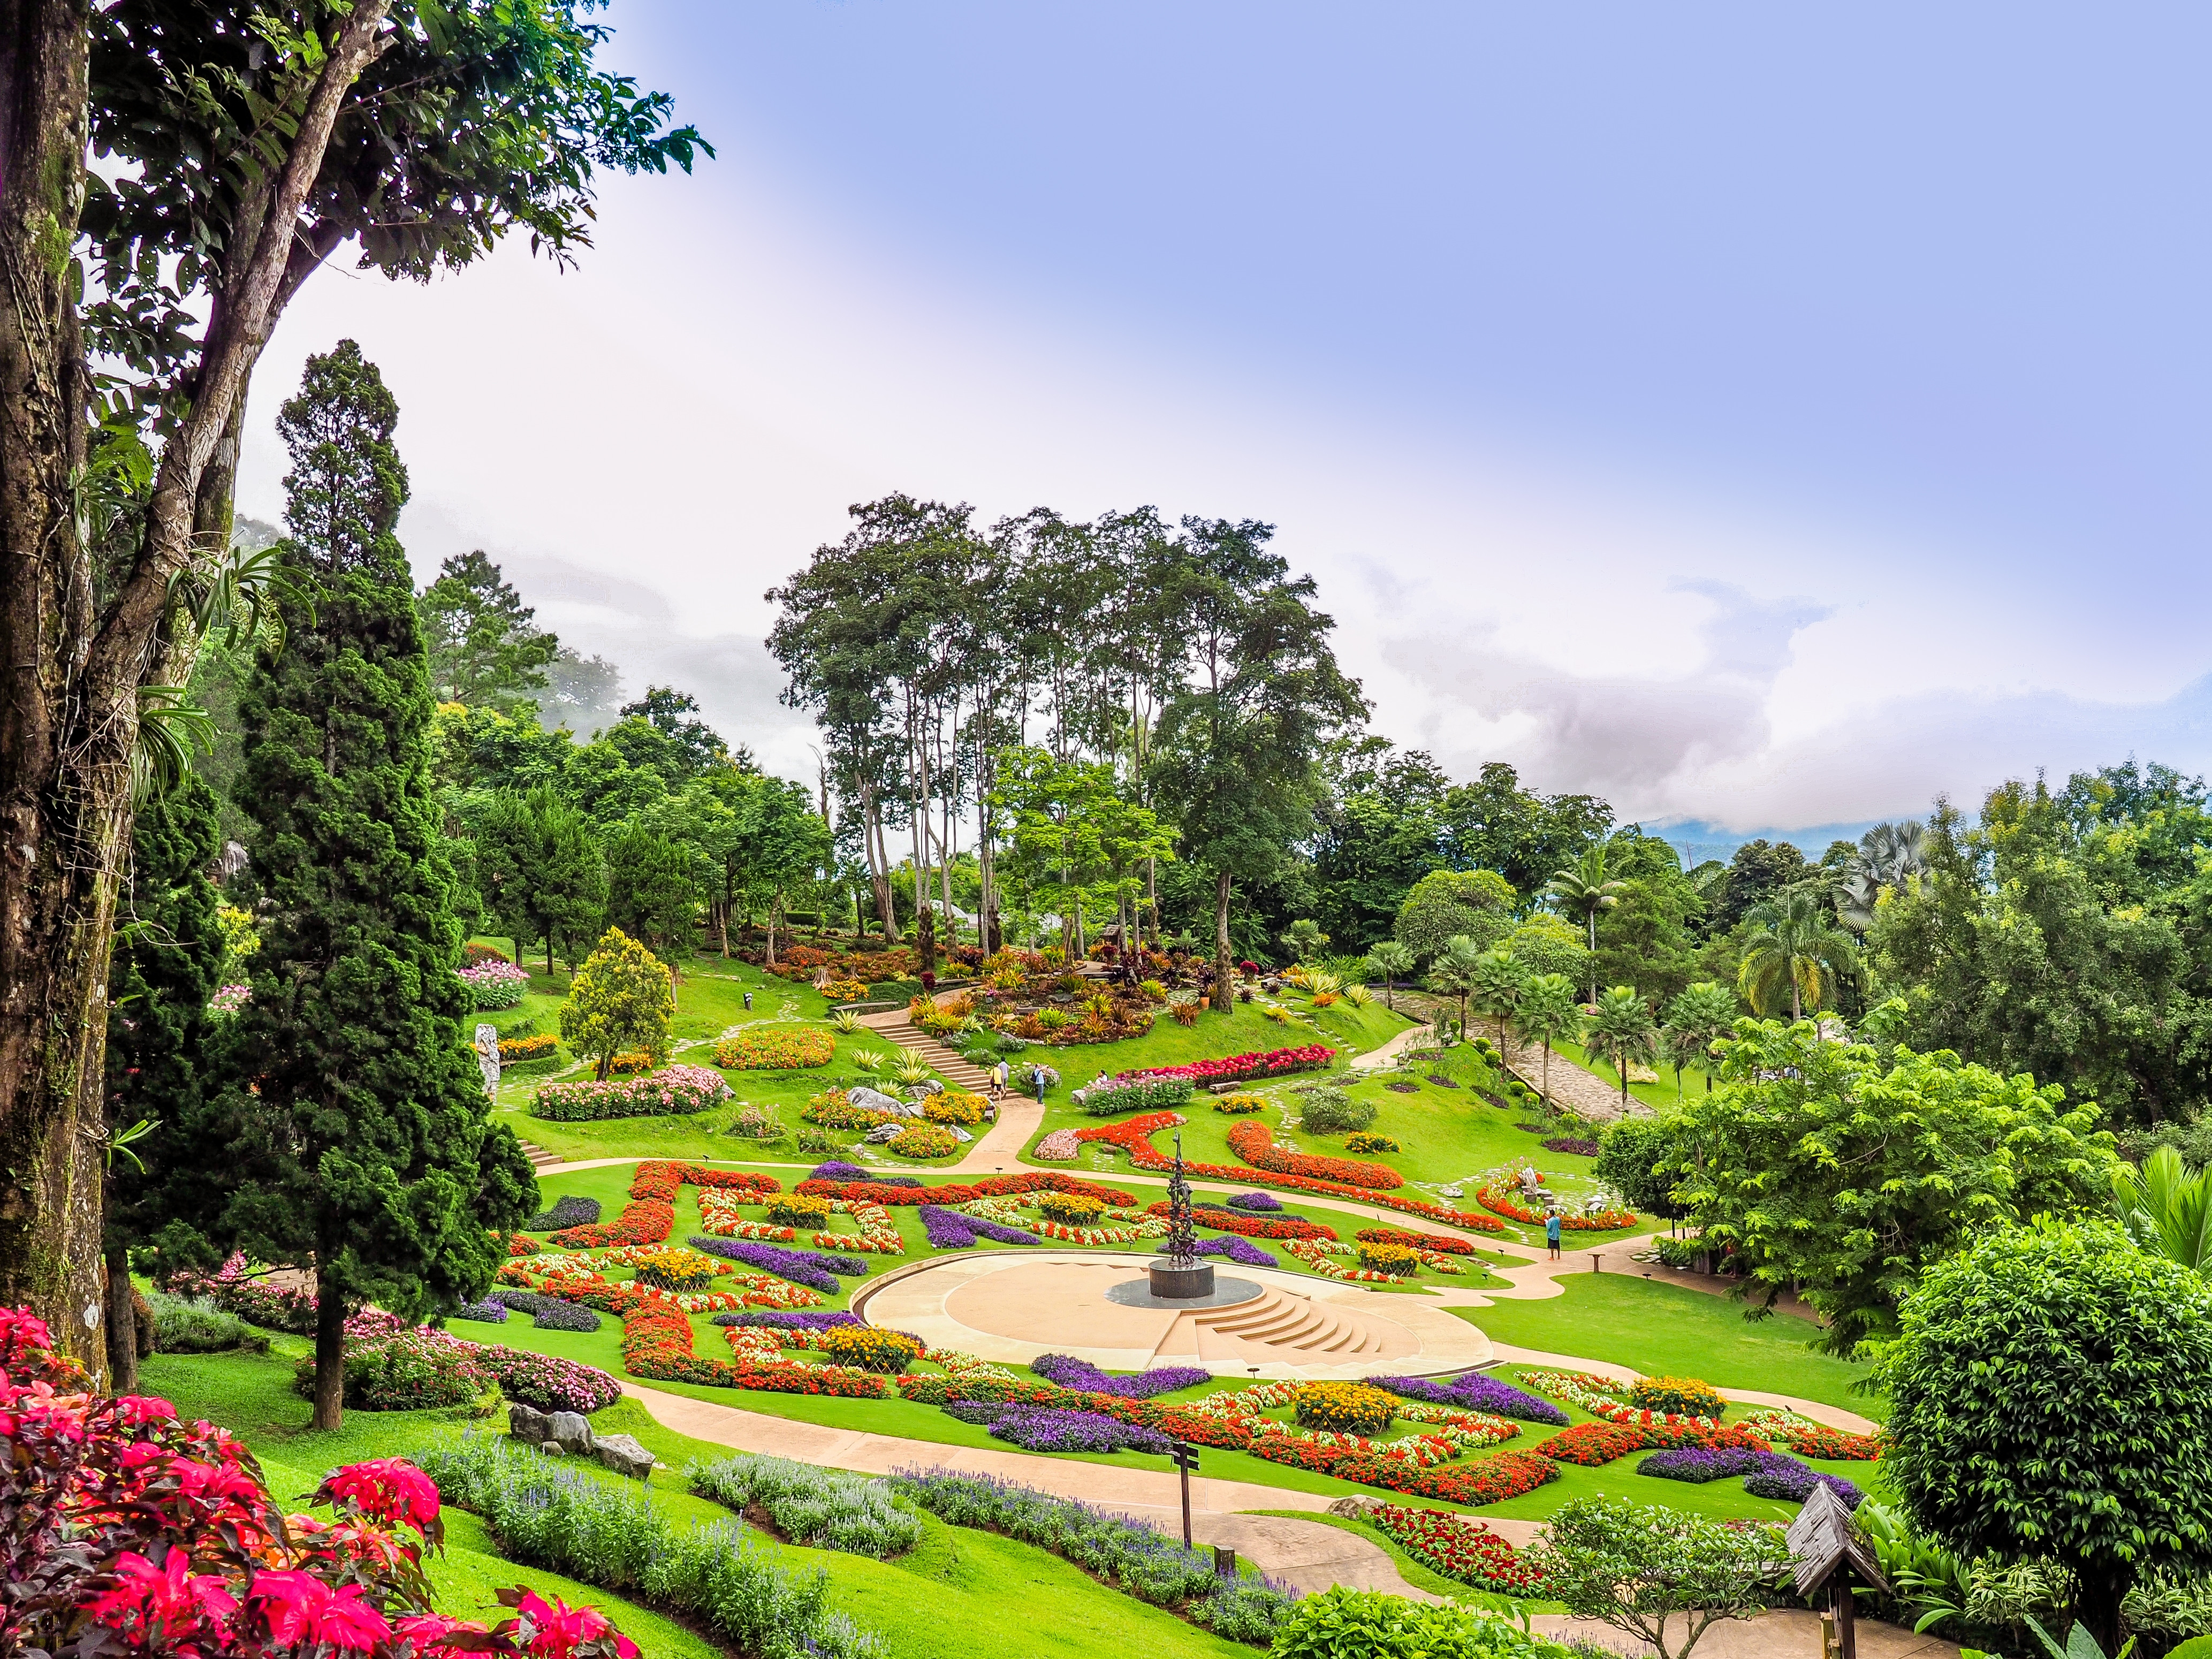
[102,775,227,1392]
[221,342,537,1429]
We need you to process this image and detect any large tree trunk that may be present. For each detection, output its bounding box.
[1213,870,1234,1013]
[311,1276,346,1430]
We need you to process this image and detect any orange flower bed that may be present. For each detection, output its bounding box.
[1225,1119,1401,1190]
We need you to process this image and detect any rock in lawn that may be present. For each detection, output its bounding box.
[848,1086,905,1116]
[539,1442,565,1457]
[1326,1495,1388,1519]
[595,1433,656,1481]
[546,1411,596,1456]
[508,1403,551,1443]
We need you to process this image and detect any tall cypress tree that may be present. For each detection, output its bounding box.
[223,341,536,1428]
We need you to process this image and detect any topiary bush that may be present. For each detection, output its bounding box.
[1295,1381,1397,1435]
[1628,1376,1727,1418]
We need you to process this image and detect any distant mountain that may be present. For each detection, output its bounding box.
[1643,817,1881,869]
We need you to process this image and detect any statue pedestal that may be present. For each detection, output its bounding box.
[1146,1259,1217,1300]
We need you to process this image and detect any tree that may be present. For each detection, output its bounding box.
[1709,838,1811,933]
[2113,1146,2212,1275]
[603,827,697,961]
[1546,848,1625,1003]
[417,550,560,709]
[1673,1019,2119,1352]
[559,927,674,1080]
[1660,980,1739,1094]
[1837,819,1930,933]
[101,775,227,1391]
[0,0,703,1355]
[473,786,607,976]
[1500,913,1592,990]
[1595,1115,1687,1220]
[211,344,537,1428]
[1281,918,1329,964]
[1584,986,1658,1116]
[1529,1498,1783,1659]
[1468,949,1528,1052]
[1435,760,1613,899]
[1308,740,1450,952]
[1516,973,1582,1108]
[1425,936,1486,1038]
[1366,941,1415,1011]
[1875,1221,2212,1653]
[1392,868,1515,968]
[1736,891,1858,1021]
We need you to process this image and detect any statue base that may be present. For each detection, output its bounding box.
[1145,1259,1218,1300]
[1107,1272,1260,1311]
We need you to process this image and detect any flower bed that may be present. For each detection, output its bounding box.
[1355,1226,1473,1255]
[1113,1045,1337,1087]
[1630,1375,1727,1417]
[1225,1190,1280,1210]
[1197,1234,1280,1267]
[1159,1202,1335,1241]
[1296,1382,1397,1435]
[819,1327,923,1373]
[1371,1374,1567,1426]
[888,1123,959,1158]
[1540,1135,1601,1156]
[959,1403,1175,1455]
[162,1254,318,1334]
[1029,1353,1212,1398]
[801,1171,1136,1208]
[918,1204,1041,1249]
[1530,1422,1647,1466]
[689,1234,866,1293]
[500,1031,560,1063]
[1226,1120,1400,1190]
[767,1192,833,1228]
[926,1090,991,1125]
[619,1244,724,1293]
[1345,1133,1401,1154]
[1358,1241,1420,1275]
[1074,1075,1196,1116]
[1475,1184,1636,1230]
[1037,1190,1106,1224]
[1370,1505,1546,1595]
[459,957,532,1009]
[296,1312,621,1414]
[713,1028,834,1069]
[1738,1409,1884,1460]
[1031,1128,1081,1161]
[1213,1095,1266,1114]
[531,1066,732,1121]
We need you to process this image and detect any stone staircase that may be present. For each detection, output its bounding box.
[1153,1286,1417,1367]
[855,1011,994,1092]
[516,1140,566,1173]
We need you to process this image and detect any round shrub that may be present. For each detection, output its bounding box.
[1629,1375,1727,1418]
[888,1124,958,1159]
[766,1193,832,1228]
[1295,1381,1397,1435]
[925,1090,991,1126]
[1296,1087,1377,1135]
[819,1327,924,1374]
[1344,1133,1401,1154]
[1357,1242,1420,1276]
[1037,1191,1106,1226]
[458,959,531,1009]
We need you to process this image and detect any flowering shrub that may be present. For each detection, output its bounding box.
[1370,1505,1546,1595]
[500,1032,560,1063]
[210,981,252,1016]
[606,1050,655,1075]
[623,1246,724,1294]
[1476,1183,1636,1230]
[822,976,872,1002]
[1029,1354,1212,1398]
[1225,1119,1402,1191]
[818,1327,923,1374]
[1032,1128,1081,1161]
[1075,1075,1196,1116]
[714,1028,835,1069]
[804,1090,901,1130]
[1037,1191,1106,1225]
[1113,1045,1336,1087]
[1357,1242,1420,1276]
[291,1313,622,1414]
[888,1124,959,1158]
[161,1255,318,1334]
[1214,1094,1267,1115]
[925,1090,991,1125]
[767,1193,833,1228]
[455,1299,510,1324]
[1629,1376,1728,1418]
[531,1066,731,1121]
[1295,1383,1398,1435]
[460,957,533,1009]
[1344,1133,1400,1154]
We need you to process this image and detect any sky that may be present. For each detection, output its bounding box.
[235,3,2212,851]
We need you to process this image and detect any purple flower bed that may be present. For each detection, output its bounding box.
[985,1406,1175,1455]
[1744,1460,1865,1508]
[711,1310,864,1330]
[688,1235,867,1292]
[809,1160,872,1182]
[453,1299,509,1324]
[487,1290,600,1333]
[1372,1373,1569,1426]
[1223,1192,1282,1212]
[1029,1353,1212,1398]
[1638,1446,1782,1484]
[1541,1136,1602,1157]
[918,1204,1040,1249]
[1194,1235,1279,1268]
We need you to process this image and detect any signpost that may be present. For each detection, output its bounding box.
[1169,1441,1199,1548]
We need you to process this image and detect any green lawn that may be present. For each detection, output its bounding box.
[150,1345,1256,1659]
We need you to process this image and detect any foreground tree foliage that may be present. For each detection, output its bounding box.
[1674,1020,2118,1353]
[208,345,535,1428]
[1529,1497,1783,1659]
[1876,1221,2212,1654]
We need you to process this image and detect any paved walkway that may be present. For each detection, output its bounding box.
[1347,1023,1436,1072]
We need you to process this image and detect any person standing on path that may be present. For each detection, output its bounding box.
[1545,1208,1563,1260]
[992,1059,1009,1099]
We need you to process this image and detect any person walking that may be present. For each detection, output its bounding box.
[992,1059,1009,1099]
[1545,1207,1563,1261]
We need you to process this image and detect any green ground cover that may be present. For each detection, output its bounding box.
[148,1345,1255,1659]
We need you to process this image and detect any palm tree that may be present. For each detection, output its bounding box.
[1661,980,1740,1093]
[1837,820,1930,933]
[1426,934,1486,1038]
[1516,972,1580,1109]
[1468,948,1529,1052]
[1366,941,1415,1011]
[1584,986,1658,1117]
[1282,918,1329,964]
[2115,1146,2212,1275]
[1736,892,1859,1021]
[1546,847,1625,1004]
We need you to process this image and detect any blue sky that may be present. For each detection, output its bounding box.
[239,3,2212,843]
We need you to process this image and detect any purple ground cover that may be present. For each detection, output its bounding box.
[710,1310,864,1330]
[1194,1235,1279,1268]
[1223,1192,1282,1212]
[917,1204,1040,1249]
[1029,1353,1212,1398]
[1637,1446,1782,1484]
[1744,1460,1865,1508]
[809,1161,872,1182]
[687,1235,868,1292]
[1372,1373,1570,1425]
[961,1404,1174,1455]
[454,1299,509,1323]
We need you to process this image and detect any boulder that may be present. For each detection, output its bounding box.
[864,1122,905,1144]
[508,1402,552,1444]
[546,1411,596,1456]
[1326,1495,1388,1519]
[539,1442,565,1457]
[848,1086,904,1116]
[594,1433,656,1481]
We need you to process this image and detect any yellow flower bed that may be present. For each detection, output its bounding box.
[1295,1382,1397,1435]
[925,1090,990,1125]
[1036,1191,1106,1225]
[766,1193,832,1228]
[1356,1241,1420,1276]
[819,1327,924,1374]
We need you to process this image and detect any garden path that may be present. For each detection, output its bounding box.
[1346,1024,1436,1072]
[1495,1032,1641,1122]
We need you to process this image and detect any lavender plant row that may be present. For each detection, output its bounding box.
[1371,1372,1569,1425]
[1638,1445,1865,1509]
[712,1310,865,1330]
[917,1204,1040,1249]
[487,1290,602,1333]
[1194,1235,1279,1268]
[689,1234,869,1292]
[1222,1192,1282,1212]
[1029,1353,1212,1398]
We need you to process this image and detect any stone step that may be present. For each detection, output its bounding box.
[516,1141,565,1171]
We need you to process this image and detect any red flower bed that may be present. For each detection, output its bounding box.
[1476,1183,1637,1231]
[1225,1120,1402,1191]
[1356,1226,1475,1255]
[630,1161,783,1202]
[800,1171,1137,1208]
[1073,1113,1507,1234]
[1531,1422,1648,1465]
[551,1198,674,1250]
[551,1163,785,1248]
[1117,1045,1337,1086]
[1371,1504,1546,1593]
[615,1295,888,1396]
[1147,1202,1337,1241]
[1763,1420,1882,1460]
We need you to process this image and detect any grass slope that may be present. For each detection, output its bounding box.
[148,1345,1253,1659]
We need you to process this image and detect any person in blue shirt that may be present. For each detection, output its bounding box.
[1545,1207,1563,1260]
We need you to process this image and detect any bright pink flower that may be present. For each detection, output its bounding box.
[117,1392,178,1424]
[249,1570,394,1652]
[81,1549,239,1647]
[515,1589,640,1659]
[322,1457,442,1533]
